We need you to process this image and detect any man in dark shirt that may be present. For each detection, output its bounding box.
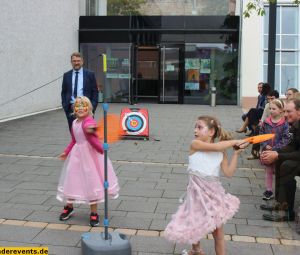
[260,98,300,221]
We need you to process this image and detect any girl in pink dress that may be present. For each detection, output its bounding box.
[164,116,248,255]
[56,96,119,227]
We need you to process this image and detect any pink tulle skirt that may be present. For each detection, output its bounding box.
[56,141,119,205]
[164,173,240,244]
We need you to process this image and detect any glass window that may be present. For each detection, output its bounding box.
[263,5,299,94]
[81,43,131,103]
[86,0,97,15]
[107,0,229,16]
[282,7,298,34]
[184,43,238,105]
[281,66,298,90]
[281,52,298,64]
[282,35,298,49]
[263,35,280,49]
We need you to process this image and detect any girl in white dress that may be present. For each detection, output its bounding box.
[164,115,248,255]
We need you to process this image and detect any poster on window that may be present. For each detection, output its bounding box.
[185,58,200,70]
[185,82,199,90]
[187,69,199,82]
[200,59,211,74]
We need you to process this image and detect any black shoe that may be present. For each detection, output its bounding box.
[90,212,100,227]
[59,206,74,221]
[260,202,282,211]
[262,190,274,201]
[263,212,295,222]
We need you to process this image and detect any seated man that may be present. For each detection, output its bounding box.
[260,98,300,221]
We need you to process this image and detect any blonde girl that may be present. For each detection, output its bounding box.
[259,99,289,200]
[57,96,119,227]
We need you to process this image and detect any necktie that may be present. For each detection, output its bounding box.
[74,71,79,99]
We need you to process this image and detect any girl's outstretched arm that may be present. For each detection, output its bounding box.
[190,139,244,153]
[221,151,239,177]
[221,145,247,177]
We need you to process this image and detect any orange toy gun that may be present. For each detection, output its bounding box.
[233,134,275,150]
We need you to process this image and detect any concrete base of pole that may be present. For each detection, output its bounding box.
[81,232,131,255]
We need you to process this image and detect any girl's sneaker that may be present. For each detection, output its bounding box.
[59,206,74,221]
[263,190,274,200]
[90,212,100,227]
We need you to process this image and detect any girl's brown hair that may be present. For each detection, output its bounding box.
[198,115,232,141]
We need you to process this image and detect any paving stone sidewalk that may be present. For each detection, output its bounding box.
[0,104,299,254]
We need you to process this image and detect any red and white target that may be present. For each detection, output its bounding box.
[119,108,149,139]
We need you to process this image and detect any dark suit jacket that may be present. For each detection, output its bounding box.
[278,120,300,161]
[61,68,98,113]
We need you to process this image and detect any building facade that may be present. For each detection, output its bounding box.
[1,0,299,121]
[80,15,239,105]
[241,0,299,108]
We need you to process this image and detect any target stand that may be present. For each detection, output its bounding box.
[119,108,149,140]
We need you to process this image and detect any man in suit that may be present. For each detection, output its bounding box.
[260,98,300,221]
[61,52,98,130]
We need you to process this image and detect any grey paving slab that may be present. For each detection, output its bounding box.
[156,182,187,191]
[227,218,247,225]
[8,193,50,205]
[14,181,57,191]
[118,195,148,202]
[0,241,38,246]
[123,181,158,190]
[11,203,52,211]
[0,207,33,220]
[109,216,152,229]
[0,193,13,203]
[247,219,290,228]
[0,163,39,173]
[156,202,180,214]
[4,173,39,182]
[130,235,174,254]
[0,156,19,164]
[121,187,164,198]
[31,229,82,246]
[1,104,300,253]
[127,212,166,220]
[47,245,82,255]
[236,224,282,239]
[118,201,158,213]
[0,225,42,243]
[0,180,20,189]
[148,198,181,204]
[25,211,62,224]
[238,195,263,205]
[224,223,237,235]
[278,227,300,240]
[226,241,273,255]
[271,244,300,255]
[235,204,264,220]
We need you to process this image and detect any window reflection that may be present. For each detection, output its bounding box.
[184,43,238,104]
[81,43,131,103]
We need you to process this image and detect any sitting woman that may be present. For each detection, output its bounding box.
[236,82,271,136]
[285,88,298,100]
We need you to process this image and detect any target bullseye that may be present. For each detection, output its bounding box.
[119,108,149,139]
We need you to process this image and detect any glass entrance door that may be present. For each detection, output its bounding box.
[159,45,183,103]
[131,46,159,104]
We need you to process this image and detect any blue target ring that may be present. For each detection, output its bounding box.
[125,115,144,132]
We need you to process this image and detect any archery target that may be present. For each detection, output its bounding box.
[120,108,149,138]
